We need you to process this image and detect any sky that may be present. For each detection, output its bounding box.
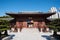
[0,0,60,16]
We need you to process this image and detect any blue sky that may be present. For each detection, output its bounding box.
[0,0,60,16]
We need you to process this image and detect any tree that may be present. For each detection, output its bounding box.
[47,18,60,36]
[0,31,1,37]
[0,15,12,18]
[4,30,8,36]
[0,19,10,38]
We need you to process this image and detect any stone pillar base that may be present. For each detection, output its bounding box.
[46,28,49,32]
[11,28,15,32]
[40,28,43,32]
[17,28,20,32]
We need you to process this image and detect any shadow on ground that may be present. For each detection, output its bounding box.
[42,35,51,40]
[53,34,60,40]
[10,35,15,39]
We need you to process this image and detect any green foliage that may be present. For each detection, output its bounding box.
[0,25,9,31]
[47,25,55,29]
[47,18,60,31]
[0,20,9,26]
[0,20,10,32]
[0,15,12,18]
[0,16,10,38]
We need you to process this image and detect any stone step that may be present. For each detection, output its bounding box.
[21,28,39,33]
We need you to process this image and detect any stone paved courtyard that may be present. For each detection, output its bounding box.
[8,28,53,40]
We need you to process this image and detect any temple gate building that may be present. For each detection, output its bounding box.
[6,12,55,32]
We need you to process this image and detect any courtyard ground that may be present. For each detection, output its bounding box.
[3,28,55,40]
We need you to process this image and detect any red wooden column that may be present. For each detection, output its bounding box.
[16,21,23,32]
[38,21,47,32]
[41,21,45,32]
[23,22,27,28]
[34,22,38,28]
[16,21,20,28]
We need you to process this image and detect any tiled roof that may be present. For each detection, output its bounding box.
[6,12,55,14]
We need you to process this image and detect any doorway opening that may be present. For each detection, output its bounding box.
[27,23,33,28]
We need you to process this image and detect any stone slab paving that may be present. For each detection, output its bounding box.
[8,28,53,40]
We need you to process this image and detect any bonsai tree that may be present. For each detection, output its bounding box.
[0,31,1,37]
[0,30,2,40]
[47,19,60,36]
[4,30,8,36]
[0,19,9,38]
[53,28,57,36]
[0,15,11,39]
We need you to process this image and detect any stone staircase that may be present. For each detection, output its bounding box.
[21,28,39,33]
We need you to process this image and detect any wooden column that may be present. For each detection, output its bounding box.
[16,21,23,32]
[23,22,27,28]
[34,22,38,28]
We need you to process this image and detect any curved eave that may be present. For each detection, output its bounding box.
[6,12,56,18]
